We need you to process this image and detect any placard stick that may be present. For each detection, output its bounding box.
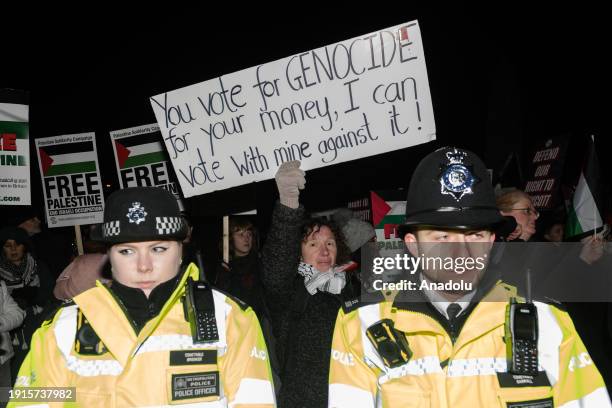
[223,216,229,264]
[74,225,84,256]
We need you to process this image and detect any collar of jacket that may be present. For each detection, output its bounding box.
[109,273,181,334]
[73,262,201,367]
[391,268,518,350]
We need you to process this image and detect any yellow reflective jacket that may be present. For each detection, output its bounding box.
[329,281,611,408]
[9,263,276,407]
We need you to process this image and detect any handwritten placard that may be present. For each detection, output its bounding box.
[151,20,435,198]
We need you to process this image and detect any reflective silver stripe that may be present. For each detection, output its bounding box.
[136,334,225,356]
[328,383,375,408]
[135,289,231,357]
[535,301,563,386]
[13,405,50,408]
[229,378,275,407]
[54,306,123,377]
[141,398,227,408]
[379,356,443,383]
[558,387,612,408]
[447,357,507,377]
[357,304,384,370]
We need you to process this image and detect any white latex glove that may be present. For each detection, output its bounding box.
[275,160,306,209]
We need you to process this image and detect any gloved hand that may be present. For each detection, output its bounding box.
[275,160,306,209]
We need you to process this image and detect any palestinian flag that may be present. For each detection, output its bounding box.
[114,131,166,169]
[38,141,97,177]
[371,191,406,228]
[565,135,604,240]
[371,190,406,241]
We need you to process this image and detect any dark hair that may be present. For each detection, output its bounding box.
[300,217,351,266]
[226,217,258,258]
[0,226,31,253]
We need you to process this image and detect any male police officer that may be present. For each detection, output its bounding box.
[10,187,275,407]
[328,147,610,407]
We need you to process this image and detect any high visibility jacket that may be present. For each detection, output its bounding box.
[328,282,611,408]
[9,263,276,408]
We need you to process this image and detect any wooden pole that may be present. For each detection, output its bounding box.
[74,225,84,256]
[223,216,229,264]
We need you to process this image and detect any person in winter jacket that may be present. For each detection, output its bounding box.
[0,280,25,399]
[0,227,52,384]
[9,187,276,407]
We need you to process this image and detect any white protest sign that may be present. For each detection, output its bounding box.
[0,99,30,205]
[151,20,435,198]
[36,132,105,227]
[110,123,182,198]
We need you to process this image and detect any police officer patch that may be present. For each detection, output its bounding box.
[126,202,147,225]
[439,149,477,201]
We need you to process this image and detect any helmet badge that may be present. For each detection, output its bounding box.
[439,149,476,202]
[127,202,147,225]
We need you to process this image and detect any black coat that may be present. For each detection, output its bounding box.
[262,203,358,408]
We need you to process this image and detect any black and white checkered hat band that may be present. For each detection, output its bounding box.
[102,221,120,237]
[156,217,183,235]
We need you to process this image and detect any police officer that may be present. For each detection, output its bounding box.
[328,147,610,407]
[10,187,275,407]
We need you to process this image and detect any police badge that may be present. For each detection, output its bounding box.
[439,149,477,201]
[126,202,147,224]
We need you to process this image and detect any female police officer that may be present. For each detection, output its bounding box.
[10,187,275,407]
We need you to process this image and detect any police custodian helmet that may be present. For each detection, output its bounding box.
[397,147,505,237]
[92,187,188,244]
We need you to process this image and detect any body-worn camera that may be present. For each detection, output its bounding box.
[366,319,412,368]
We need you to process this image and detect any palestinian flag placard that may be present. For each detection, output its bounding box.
[35,132,104,228]
[371,190,406,250]
[565,135,604,240]
[0,89,30,205]
[110,123,183,201]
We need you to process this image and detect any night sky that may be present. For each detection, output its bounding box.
[3,4,608,220]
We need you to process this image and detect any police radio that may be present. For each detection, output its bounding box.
[505,269,539,375]
[183,251,219,344]
[366,319,412,368]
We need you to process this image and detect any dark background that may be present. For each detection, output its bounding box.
[3,4,611,390]
[2,4,609,248]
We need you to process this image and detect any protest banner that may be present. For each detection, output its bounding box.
[36,132,104,227]
[524,136,568,209]
[110,123,184,206]
[150,20,435,198]
[0,89,30,205]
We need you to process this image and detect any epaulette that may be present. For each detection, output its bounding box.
[499,281,518,295]
[210,287,250,311]
[41,300,75,327]
[534,296,567,311]
[341,297,362,314]
[341,290,385,314]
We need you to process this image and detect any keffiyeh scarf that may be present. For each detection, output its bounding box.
[297,262,347,295]
[0,252,39,290]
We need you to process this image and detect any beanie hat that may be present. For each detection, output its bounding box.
[0,226,30,247]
